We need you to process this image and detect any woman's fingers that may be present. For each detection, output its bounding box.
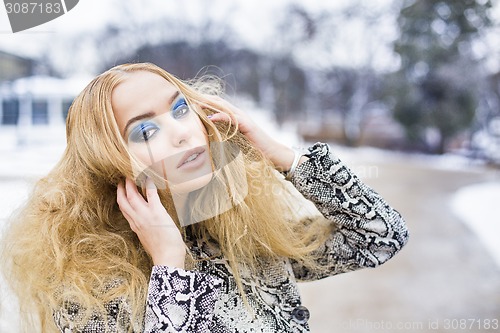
[201,95,294,171]
[207,112,232,123]
[124,177,139,200]
[116,181,139,231]
[200,96,238,119]
[119,177,171,227]
[116,178,186,267]
[124,177,150,212]
[145,177,161,207]
[121,209,138,233]
[202,98,256,137]
[117,181,134,214]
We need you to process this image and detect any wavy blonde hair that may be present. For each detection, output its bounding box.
[1,63,329,332]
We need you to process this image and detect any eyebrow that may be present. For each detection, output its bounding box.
[123,91,180,136]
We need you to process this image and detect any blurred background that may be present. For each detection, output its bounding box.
[1,0,499,332]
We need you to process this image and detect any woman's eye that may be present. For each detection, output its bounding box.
[129,123,159,143]
[172,98,190,119]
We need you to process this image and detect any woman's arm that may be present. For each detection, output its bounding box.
[289,142,409,281]
[115,178,223,332]
[205,98,408,279]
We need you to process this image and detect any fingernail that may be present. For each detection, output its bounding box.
[145,176,156,189]
[207,114,213,119]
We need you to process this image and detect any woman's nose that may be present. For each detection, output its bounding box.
[170,122,191,147]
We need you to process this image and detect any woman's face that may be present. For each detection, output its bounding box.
[112,71,212,194]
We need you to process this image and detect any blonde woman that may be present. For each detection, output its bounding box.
[1,63,408,332]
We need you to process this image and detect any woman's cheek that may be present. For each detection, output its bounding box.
[128,143,163,179]
[192,113,209,143]
[129,145,153,167]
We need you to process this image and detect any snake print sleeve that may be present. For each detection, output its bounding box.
[144,266,223,333]
[290,142,409,281]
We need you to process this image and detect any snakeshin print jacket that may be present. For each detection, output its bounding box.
[55,142,409,332]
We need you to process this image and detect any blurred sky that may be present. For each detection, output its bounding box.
[1,0,499,75]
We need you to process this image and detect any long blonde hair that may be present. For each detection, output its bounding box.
[1,63,329,332]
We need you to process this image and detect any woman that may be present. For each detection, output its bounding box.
[1,63,408,332]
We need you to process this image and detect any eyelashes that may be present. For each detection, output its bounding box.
[129,122,159,142]
[128,95,191,143]
[172,97,190,119]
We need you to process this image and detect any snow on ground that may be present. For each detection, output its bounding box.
[333,143,500,267]
[450,182,500,267]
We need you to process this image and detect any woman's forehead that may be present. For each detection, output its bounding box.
[111,71,178,133]
[115,71,175,93]
[112,71,176,106]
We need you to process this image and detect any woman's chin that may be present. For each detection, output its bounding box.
[168,172,213,195]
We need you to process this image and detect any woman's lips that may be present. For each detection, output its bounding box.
[177,147,206,169]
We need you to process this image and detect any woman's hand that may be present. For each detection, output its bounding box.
[117,177,186,268]
[202,96,303,172]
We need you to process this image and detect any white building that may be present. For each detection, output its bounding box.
[0,75,92,146]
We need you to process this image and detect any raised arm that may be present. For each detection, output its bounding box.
[205,97,408,281]
[116,177,223,332]
[289,142,409,281]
